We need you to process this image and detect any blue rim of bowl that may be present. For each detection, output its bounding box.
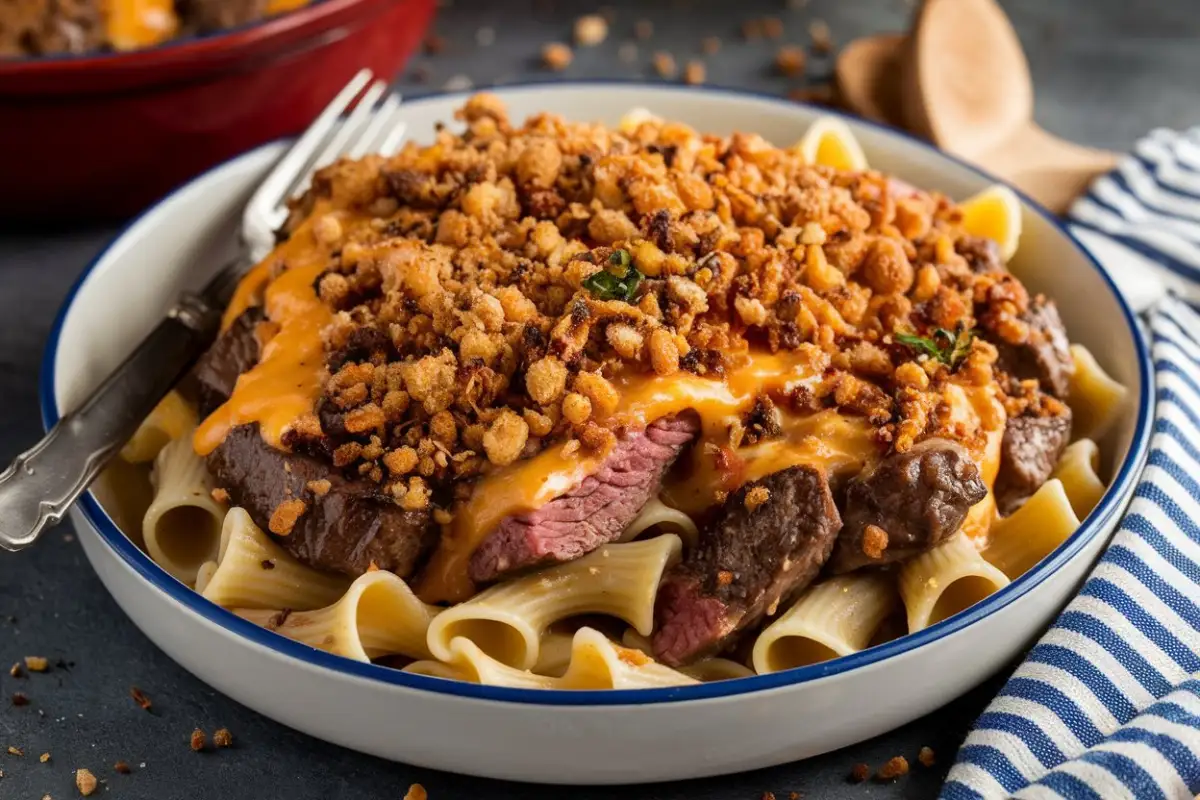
[40,80,1155,706]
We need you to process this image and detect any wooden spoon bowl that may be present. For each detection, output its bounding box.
[835,0,1118,213]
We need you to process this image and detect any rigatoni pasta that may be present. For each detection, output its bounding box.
[426,535,682,670]
[752,573,898,673]
[120,390,196,464]
[142,432,224,584]
[407,628,698,690]
[1068,345,1129,442]
[236,570,438,662]
[982,480,1082,580]
[618,496,699,549]
[200,508,350,610]
[900,532,1011,632]
[1052,439,1106,520]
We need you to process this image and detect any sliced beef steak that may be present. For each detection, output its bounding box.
[651,465,841,666]
[830,439,987,573]
[992,296,1074,399]
[994,411,1072,514]
[207,425,436,579]
[193,307,264,417]
[468,413,700,583]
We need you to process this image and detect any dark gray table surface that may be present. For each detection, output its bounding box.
[1,1,1195,797]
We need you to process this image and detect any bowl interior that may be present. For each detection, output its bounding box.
[45,82,1151,703]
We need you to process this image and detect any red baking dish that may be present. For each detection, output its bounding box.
[0,0,435,222]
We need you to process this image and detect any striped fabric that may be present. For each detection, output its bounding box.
[943,130,1200,800]
[1067,128,1200,310]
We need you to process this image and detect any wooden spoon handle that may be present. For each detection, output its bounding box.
[974,124,1119,214]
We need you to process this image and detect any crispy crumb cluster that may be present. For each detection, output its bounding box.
[249,95,1060,512]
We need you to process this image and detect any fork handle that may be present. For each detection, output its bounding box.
[0,292,222,552]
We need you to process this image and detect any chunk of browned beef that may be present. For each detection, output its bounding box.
[830,439,987,573]
[993,296,1074,399]
[192,307,264,417]
[468,413,700,583]
[651,466,842,666]
[957,235,1004,274]
[207,425,436,579]
[994,411,1072,514]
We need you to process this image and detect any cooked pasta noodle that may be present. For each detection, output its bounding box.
[142,433,225,584]
[752,573,898,673]
[532,630,577,677]
[620,625,754,681]
[200,508,349,610]
[92,459,154,549]
[120,390,197,464]
[237,570,439,662]
[194,560,218,594]
[619,628,653,654]
[1052,439,1106,520]
[426,535,683,670]
[406,627,697,689]
[680,658,756,682]
[900,532,1010,632]
[1068,344,1128,442]
[982,479,1081,580]
[618,496,699,548]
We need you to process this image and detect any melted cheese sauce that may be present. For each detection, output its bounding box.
[194,207,354,456]
[415,350,880,604]
[105,0,177,51]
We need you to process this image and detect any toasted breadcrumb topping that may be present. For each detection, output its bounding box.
[877,755,910,780]
[268,499,307,535]
[226,96,1066,516]
[743,485,771,511]
[861,524,889,560]
[75,768,98,796]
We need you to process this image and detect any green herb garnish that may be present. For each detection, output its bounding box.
[583,249,643,302]
[895,327,976,368]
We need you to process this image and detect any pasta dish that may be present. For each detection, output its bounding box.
[106,95,1128,690]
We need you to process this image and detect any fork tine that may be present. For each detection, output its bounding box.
[242,69,372,235]
[308,80,390,174]
[378,118,410,157]
[347,93,402,159]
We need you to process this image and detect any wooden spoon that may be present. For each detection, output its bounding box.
[836,0,1118,214]
[833,32,906,125]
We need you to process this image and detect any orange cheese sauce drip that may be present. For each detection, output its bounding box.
[265,0,309,13]
[415,350,879,604]
[104,0,178,51]
[953,384,1007,542]
[194,207,357,456]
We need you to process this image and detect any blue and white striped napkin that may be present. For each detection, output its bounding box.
[943,130,1200,799]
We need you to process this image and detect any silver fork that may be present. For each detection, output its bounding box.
[0,68,408,552]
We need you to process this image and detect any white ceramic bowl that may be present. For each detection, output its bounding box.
[42,83,1153,785]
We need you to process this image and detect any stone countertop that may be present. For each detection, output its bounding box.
[1,1,1196,797]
